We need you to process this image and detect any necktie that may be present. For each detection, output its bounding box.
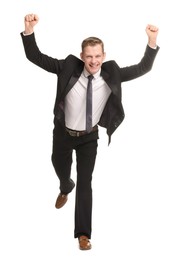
[86,75,94,133]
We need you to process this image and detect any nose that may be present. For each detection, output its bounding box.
[91,57,96,64]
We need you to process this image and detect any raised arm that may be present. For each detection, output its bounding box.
[119,24,159,82]
[21,13,63,74]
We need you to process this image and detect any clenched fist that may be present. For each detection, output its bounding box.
[24,14,39,34]
[146,24,159,48]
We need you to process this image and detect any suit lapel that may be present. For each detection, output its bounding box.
[62,66,83,99]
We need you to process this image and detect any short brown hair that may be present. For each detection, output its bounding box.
[81,37,104,53]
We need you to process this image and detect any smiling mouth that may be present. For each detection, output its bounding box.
[90,64,98,68]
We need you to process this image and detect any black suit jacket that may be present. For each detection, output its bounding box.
[21,32,159,143]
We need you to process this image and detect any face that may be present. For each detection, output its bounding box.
[80,44,106,74]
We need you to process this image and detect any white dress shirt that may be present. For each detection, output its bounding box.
[64,68,111,130]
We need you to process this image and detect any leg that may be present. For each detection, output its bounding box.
[74,138,98,239]
[51,125,75,194]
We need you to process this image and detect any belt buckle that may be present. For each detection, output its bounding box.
[66,128,88,137]
[69,129,81,137]
[68,130,76,137]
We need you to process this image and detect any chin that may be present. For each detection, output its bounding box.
[90,68,99,74]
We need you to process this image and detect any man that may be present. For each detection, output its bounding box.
[21,13,159,250]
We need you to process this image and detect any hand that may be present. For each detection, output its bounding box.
[24,14,39,34]
[146,24,159,48]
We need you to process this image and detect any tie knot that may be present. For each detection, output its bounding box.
[88,74,94,81]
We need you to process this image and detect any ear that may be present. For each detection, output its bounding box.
[80,52,83,60]
[103,52,106,60]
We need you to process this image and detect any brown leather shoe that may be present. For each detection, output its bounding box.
[55,193,68,209]
[78,236,92,250]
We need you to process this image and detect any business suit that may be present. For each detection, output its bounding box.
[21,32,159,239]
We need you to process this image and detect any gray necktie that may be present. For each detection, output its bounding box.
[86,75,94,133]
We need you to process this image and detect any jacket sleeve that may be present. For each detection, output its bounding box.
[120,45,160,82]
[20,32,64,75]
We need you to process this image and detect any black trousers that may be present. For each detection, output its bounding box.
[51,120,99,239]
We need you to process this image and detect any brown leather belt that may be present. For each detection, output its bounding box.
[66,125,98,137]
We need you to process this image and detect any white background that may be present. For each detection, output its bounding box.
[0,0,177,259]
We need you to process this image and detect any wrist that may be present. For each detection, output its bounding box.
[24,26,34,35]
[148,40,157,49]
